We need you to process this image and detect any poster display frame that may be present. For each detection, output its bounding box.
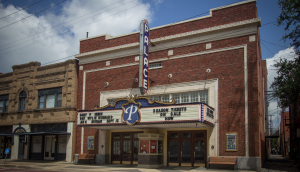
[226,132,238,151]
[87,136,94,150]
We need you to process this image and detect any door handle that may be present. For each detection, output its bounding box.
[194,151,195,157]
[168,151,170,156]
[181,151,182,157]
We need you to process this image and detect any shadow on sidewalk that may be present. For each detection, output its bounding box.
[262,155,298,172]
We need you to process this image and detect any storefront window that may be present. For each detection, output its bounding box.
[31,135,42,153]
[58,135,67,153]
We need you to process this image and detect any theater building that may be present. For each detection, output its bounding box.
[75,0,267,170]
[0,59,78,162]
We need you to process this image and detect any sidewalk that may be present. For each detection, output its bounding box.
[261,154,299,172]
[0,157,298,172]
[0,159,257,172]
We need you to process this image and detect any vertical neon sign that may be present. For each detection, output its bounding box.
[139,20,149,95]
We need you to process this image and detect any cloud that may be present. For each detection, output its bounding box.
[265,47,296,130]
[0,0,151,73]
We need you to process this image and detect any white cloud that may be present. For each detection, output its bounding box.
[265,47,296,130]
[0,0,151,73]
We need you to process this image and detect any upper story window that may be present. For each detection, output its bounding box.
[19,91,27,111]
[106,90,209,106]
[148,91,208,104]
[149,62,162,69]
[0,94,9,113]
[38,87,62,109]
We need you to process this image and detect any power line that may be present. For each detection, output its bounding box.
[261,21,277,26]
[0,1,145,56]
[261,41,275,55]
[261,39,289,48]
[0,0,67,30]
[0,0,8,4]
[0,0,44,21]
[0,0,128,51]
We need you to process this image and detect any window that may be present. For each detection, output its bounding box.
[106,91,209,106]
[148,91,209,104]
[38,87,62,109]
[0,94,9,113]
[107,99,115,105]
[149,62,162,69]
[19,91,27,111]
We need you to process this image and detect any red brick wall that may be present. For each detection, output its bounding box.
[75,1,264,158]
[79,2,257,54]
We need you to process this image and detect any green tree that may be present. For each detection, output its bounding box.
[270,56,300,108]
[277,0,300,49]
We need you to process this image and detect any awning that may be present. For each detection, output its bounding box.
[0,134,14,136]
[0,132,71,136]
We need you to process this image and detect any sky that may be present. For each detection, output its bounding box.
[0,0,297,132]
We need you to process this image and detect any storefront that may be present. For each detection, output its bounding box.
[6,123,72,161]
[0,126,13,159]
[77,96,214,167]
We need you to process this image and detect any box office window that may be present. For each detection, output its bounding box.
[0,94,9,113]
[38,87,62,109]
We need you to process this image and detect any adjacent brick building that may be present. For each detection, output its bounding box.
[279,112,290,156]
[74,0,267,170]
[0,59,78,162]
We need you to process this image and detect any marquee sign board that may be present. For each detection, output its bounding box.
[139,20,149,95]
[77,96,214,126]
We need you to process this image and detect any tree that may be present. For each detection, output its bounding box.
[270,55,300,108]
[277,0,300,50]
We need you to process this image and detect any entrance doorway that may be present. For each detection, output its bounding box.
[167,130,206,167]
[18,135,25,159]
[44,136,55,160]
[111,132,140,164]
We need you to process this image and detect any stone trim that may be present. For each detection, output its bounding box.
[35,71,66,79]
[12,62,41,70]
[76,18,260,58]
[0,80,13,85]
[37,59,78,71]
[35,79,65,85]
[80,0,256,42]
[0,72,13,78]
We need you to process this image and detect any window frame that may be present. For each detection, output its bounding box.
[149,62,162,70]
[38,87,62,109]
[106,91,209,106]
[18,91,27,111]
[148,91,209,104]
[0,94,9,113]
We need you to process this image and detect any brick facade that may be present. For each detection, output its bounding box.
[0,59,78,162]
[75,0,266,169]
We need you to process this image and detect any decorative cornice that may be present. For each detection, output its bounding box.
[76,18,260,59]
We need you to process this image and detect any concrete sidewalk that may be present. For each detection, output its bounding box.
[261,155,299,172]
[0,159,257,172]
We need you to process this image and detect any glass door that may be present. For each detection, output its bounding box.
[168,131,207,167]
[44,136,55,160]
[181,133,192,166]
[168,132,179,166]
[122,133,131,164]
[193,132,206,167]
[112,133,121,164]
[111,132,141,164]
